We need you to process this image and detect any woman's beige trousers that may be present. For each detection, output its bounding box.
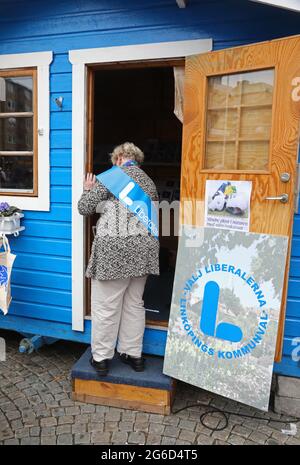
[91,276,148,362]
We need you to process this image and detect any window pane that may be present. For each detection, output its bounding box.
[0,117,33,151]
[205,69,274,170]
[0,156,33,191]
[0,76,33,113]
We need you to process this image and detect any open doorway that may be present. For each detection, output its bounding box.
[85,61,183,327]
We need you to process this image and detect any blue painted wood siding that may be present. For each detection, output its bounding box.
[0,0,299,375]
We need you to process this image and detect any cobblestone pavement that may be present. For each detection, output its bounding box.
[0,330,299,445]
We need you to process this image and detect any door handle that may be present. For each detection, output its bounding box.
[264,193,289,203]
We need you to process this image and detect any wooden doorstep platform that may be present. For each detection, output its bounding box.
[71,348,176,415]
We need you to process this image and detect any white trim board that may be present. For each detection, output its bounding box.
[69,39,213,332]
[0,51,53,211]
[249,0,300,12]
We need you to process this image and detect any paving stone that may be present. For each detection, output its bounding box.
[268,420,288,431]
[30,426,41,437]
[164,426,180,438]
[134,421,149,433]
[178,430,197,443]
[111,431,128,444]
[4,439,19,445]
[104,421,119,432]
[95,405,109,414]
[195,434,214,445]
[51,407,66,417]
[149,414,164,424]
[211,428,231,441]
[72,423,87,434]
[146,434,162,445]
[40,417,57,427]
[57,433,73,445]
[65,406,80,416]
[91,413,105,422]
[243,418,263,429]
[57,424,72,435]
[136,413,149,422]
[121,411,136,422]
[228,414,244,425]
[21,437,41,445]
[277,375,300,398]
[214,439,229,445]
[41,436,57,445]
[128,431,146,444]
[5,410,21,421]
[10,419,23,430]
[88,422,104,433]
[161,436,177,445]
[91,431,111,444]
[231,425,252,438]
[271,429,289,443]
[274,396,300,417]
[41,426,56,437]
[243,439,258,445]
[80,404,96,414]
[195,423,214,436]
[175,439,191,445]
[74,414,89,424]
[74,433,91,444]
[0,428,14,440]
[119,421,134,432]
[248,431,269,444]
[178,419,196,431]
[149,423,165,435]
[58,415,74,425]
[227,434,246,445]
[266,439,280,445]
[163,416,180,426]
[15,427,30,439]
[60,399,75,407]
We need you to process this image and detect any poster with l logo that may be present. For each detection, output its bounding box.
[163,226,288,411]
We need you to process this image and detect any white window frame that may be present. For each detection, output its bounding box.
[69,39,213,332]
[0,51,53,211]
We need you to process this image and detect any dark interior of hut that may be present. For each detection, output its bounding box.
[89,65,183,325]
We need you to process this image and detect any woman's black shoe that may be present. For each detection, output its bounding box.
[90,357,109,376]
[119,353,145,372]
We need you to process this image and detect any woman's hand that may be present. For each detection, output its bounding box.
[83,173,96,191]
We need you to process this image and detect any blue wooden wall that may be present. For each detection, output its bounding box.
[0,0,299,376]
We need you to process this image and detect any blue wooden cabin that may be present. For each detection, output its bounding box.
[0,0,299,378]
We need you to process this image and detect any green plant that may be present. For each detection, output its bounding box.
[0,202,22,217]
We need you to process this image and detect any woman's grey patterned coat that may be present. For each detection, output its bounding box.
[77,165,160,281]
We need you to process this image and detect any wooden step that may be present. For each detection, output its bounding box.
[71,348,176,415]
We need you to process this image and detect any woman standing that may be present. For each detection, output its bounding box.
[77,142,160,376]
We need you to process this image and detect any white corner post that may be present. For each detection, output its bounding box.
[69,38,213,332]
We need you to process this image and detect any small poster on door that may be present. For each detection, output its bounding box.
[204,180,252,232]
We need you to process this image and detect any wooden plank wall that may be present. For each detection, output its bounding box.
[0,0,298,375]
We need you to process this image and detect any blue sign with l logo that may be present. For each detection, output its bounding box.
[200,281,243,343]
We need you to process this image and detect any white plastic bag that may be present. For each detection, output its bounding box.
[0,235,16,315]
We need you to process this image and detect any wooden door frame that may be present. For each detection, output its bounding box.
[85,58,185,325]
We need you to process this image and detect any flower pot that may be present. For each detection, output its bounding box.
[0,213,24,233]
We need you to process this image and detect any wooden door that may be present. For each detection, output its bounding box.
[181,35,300,362]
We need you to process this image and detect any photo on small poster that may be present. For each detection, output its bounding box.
[204,180,252,232]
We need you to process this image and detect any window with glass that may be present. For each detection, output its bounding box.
[204,68,274,171]
[0,69,37,194]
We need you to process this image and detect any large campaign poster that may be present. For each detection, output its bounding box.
[163,226,288,411]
